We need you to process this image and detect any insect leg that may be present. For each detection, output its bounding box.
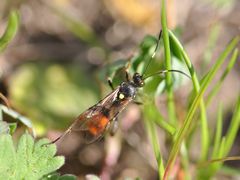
[107,77,114,90]
[109,117,119,136]
[133,101,143,105]
[42,121,76,146]
[125,71,130,82]
[123,53,134,82]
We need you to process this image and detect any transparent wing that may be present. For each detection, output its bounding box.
[48,88,119,144]
[71,106,111,143]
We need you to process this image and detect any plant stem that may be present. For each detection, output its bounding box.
[161,0,176,125]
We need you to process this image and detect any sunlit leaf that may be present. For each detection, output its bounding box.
[0,134,64,179]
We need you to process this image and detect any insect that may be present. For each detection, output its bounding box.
[47,30,190,145]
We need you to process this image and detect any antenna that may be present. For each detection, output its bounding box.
[143,69,191,80]
[142,30,162,77]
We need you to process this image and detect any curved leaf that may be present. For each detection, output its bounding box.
[0,10,19,52]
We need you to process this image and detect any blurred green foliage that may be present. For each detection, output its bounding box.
[9,63,99,134]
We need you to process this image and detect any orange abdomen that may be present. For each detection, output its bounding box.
[88,115,109,136]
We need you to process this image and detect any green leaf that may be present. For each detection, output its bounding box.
[144,103,165,178]
[161,0,176,124]
[155,57,190,95]
[132,35,160,74]
[42,173,76,180]
[0,134,64,179]
[212,104,223,159]
[8,123,17,135]
[164,36,239,178]
[223,96,240,156]
[9,64,99,133]
[168,29,210,160]
[143,101,175,135]
[206,49,239,106]
[0,10,19,52]
[0,121,10,135]
[0,105,34,134]
[220,165,240,176]
[0,134,16,179]
[100,59,129,87]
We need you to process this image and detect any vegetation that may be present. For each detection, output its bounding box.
[0,0,239,179]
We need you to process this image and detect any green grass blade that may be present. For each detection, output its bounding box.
[168,30,209,160]
[210,136,226,175]
[198,71,239,178]
[168,30,198,85]
[164,36,239,179]
[206,49,239,106]
[217,137,226,159]
[212,104,223,158]
[146,102,176,135]
[202,24,221,67]
[199,156,240,168]
[154,117,176,136]
[223,96,240,156]
[0,10,19,52]
[144,105,164,178]
[220,166,240,176]
[161,0,176,124]
[197,137,226,179]
[181,142,191,180]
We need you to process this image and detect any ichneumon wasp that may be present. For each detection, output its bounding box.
[47,30,190,145]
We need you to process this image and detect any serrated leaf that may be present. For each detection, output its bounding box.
[0,134,16,179]
[0,134,64,180]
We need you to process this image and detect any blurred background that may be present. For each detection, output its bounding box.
[0,0,239,179]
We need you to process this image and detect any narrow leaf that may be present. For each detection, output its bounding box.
[206,49,239,106]
[168,30,209,160]
[212,104,223,158]
[144,104,164,178]
[164,36,239,179]
[0,10,19,52]
[161,0,176,124]
[223,96,240,156]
